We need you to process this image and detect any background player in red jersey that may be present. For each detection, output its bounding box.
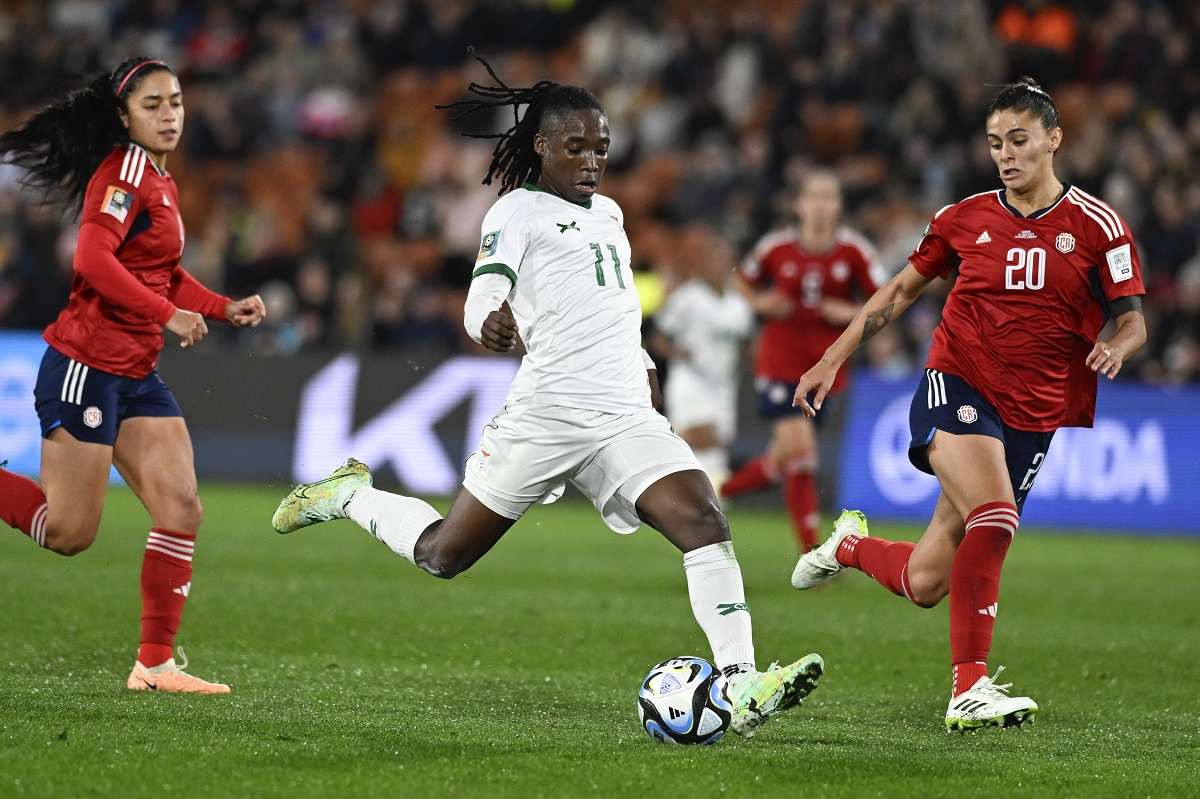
[0,57,266,693]
[789,78,1148,731]
[723,171,881,552]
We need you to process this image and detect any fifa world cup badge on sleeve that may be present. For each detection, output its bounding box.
[1106,243,1133,282]
[478,230,499,260]
[101,185,133,223]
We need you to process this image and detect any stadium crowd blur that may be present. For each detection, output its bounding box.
[1,0,1198,383]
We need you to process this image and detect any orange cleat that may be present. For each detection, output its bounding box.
[126,658,231,694]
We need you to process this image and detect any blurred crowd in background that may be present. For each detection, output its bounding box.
[0,0,1197,383]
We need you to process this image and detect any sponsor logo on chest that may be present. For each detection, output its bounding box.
[1015,229,1038,240]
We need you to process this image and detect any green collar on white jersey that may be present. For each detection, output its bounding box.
[521,181,593,210]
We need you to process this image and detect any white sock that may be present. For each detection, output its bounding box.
[683,541,755,670]
[344,487,442,564]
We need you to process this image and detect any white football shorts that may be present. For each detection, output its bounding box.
[462,403,702,533]
[664,367,738,443]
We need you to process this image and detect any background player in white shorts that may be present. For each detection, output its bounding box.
[652,225,754,491]
[271,54,823,740]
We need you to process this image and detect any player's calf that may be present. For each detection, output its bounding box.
[412,522,480,579]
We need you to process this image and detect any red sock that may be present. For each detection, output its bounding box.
[720,456,776,498]
[0,468,48,547]
[949,502,1018,696]
[139,528,196,667]
[836,535,916,598]
[782,469,819,552]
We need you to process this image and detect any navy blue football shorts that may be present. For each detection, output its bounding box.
[33,345,182,446]
[908,368,1054,513]
[756,376,842,427]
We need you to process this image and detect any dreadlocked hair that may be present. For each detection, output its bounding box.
[0,56,174,214]
[436,48,604,195]
[986,76,1059,131]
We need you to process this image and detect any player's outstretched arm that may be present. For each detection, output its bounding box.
[1085,298,1147,379]
[793,262,932,416]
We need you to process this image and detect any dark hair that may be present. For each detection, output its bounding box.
[436,49,605,195]
[986,76,1060,131]
[0,57,174,213]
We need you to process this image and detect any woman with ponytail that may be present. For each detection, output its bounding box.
[0,57,266,693]
[790,78,1147,731]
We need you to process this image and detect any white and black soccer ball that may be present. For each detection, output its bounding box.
[637,656,733,745]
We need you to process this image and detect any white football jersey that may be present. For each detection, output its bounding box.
[655,278,753,388]
[474,184,647,413]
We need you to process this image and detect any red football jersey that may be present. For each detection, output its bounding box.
[740,227,882,390]
[44,143,223,379]
[909,185,1145,431]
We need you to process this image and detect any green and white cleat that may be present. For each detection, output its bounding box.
[725,653,824,739]
[790,509,868,590]
[945,667,1038,732]
[272,458,372,534]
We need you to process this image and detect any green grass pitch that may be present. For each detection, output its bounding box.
[1,484,1198,798]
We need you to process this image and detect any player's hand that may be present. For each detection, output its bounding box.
[1086,340,1125,379]
[793,357,839,417]
[225,295,267,327]
[756,290,794,319]
[166,308,208,349]
[480,307,518,352]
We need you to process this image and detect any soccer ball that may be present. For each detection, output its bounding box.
[637,656,733,744]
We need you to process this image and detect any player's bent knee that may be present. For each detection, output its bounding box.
[693,500,731,546]
[184,495,204,531]
[159,492,203,533]
[906,573,948,608]
[42,522,99,556]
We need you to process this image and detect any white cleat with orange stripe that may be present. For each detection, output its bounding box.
[127,656,231,695]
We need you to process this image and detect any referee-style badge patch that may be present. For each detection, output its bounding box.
[957,405,978,424]
[478,230,499,260]
[1055,232,1075,253]
[101,185,133,223]
[83,406,103,429]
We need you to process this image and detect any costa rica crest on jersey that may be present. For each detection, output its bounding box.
[83,406,103,429]
[1055,232,1075,253]
[956,405,978,424]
